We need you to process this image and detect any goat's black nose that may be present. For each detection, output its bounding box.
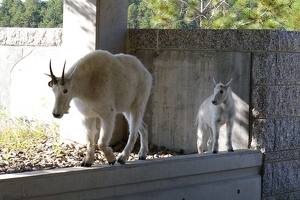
[52,113,61,118]
[212,101,216,105]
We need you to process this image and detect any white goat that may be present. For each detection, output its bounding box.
[197,79,235,154]
[46,50,152,166]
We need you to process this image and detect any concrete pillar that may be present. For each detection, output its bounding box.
[96,0,128,53]
[59,0,128,145]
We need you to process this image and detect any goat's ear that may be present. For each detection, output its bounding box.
[213,79,217,86]
[225,78,233,88]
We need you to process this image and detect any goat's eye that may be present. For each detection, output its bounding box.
[220,90,223,94]
[63,89,68,94]
[48,81,53,87]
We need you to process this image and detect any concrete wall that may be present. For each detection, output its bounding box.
[0,28,63,123]
[0,150,262,200]
[127,29,300,200]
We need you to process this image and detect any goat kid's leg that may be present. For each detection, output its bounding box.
[81,117,97,167]
[197,122,210,154]
[98,114,116,165]
[211,122,220,154]
[118,111,141,164]
[226,120,234,152]
[138,121,148,160]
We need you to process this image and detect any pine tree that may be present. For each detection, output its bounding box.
[0,0,16,27]
[39,0,63,28]
[22,0,45,28]
[9,0,25,27]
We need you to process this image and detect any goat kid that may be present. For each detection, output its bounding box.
[46,50,152,166]
[197,79,236,154]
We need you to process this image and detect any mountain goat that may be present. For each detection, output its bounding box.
[197,79,235,154]
[46,50,152,166]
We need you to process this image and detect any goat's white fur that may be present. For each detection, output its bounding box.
[197,79,235,153]
[47,50,152,166]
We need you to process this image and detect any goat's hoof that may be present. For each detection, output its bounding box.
[81,162,92,167]
[139,156,147,160]
[213,150,218,154]
[228,149,234,152]
[108,160,116,165]
[117,157,126,164]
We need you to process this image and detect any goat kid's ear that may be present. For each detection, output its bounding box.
[213,79,217,86]
[225,78,233,88]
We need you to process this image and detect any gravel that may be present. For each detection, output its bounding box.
[0,140,184,174]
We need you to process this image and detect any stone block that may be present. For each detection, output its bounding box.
[251,119,275,152]
[251,118,300,156]
[127,29,158,50]
[274,118,300,151]
[252,86,300,118]
[272,160,300,195]
[265,149,300,163]
[262,163,273,197]
[252,52,276,85]
[128,29,300,52]
[276,53,300,84]
[253,52,300,85]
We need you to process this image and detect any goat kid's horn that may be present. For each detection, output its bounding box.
[61,60,66,85]
[49,60,58,84]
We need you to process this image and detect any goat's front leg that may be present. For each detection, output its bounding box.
[98,113,116,165]
[211,121,220,154]
[81,117,97,167]
[226,119,234,152]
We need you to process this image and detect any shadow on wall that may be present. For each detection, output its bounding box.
[63,0,96,65]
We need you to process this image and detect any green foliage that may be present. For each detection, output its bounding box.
[128,0,300,30]
[0,0,63,28]
[0,106,59,155]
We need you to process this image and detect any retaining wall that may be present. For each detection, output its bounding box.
[0,150,262,200]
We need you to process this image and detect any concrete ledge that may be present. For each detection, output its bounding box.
[0,150,262,200]
[0,28,62,46]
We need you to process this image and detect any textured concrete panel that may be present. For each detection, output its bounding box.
[128,29,300,52]
[253,52,300,85]
[0,28,62,46]
[252,52,276,85]
[272,160,300,194]
[276,53,300,84]
[265,149,300,163]
[252,86,300,118]
[251,119,275,152]
[274,118,300,151]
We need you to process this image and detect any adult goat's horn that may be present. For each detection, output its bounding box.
[49,60,58,84]
[60,60,66,85]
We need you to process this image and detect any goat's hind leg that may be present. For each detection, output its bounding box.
[197,121,210,154]
[118,110,144,164]
[138,121,148,160]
